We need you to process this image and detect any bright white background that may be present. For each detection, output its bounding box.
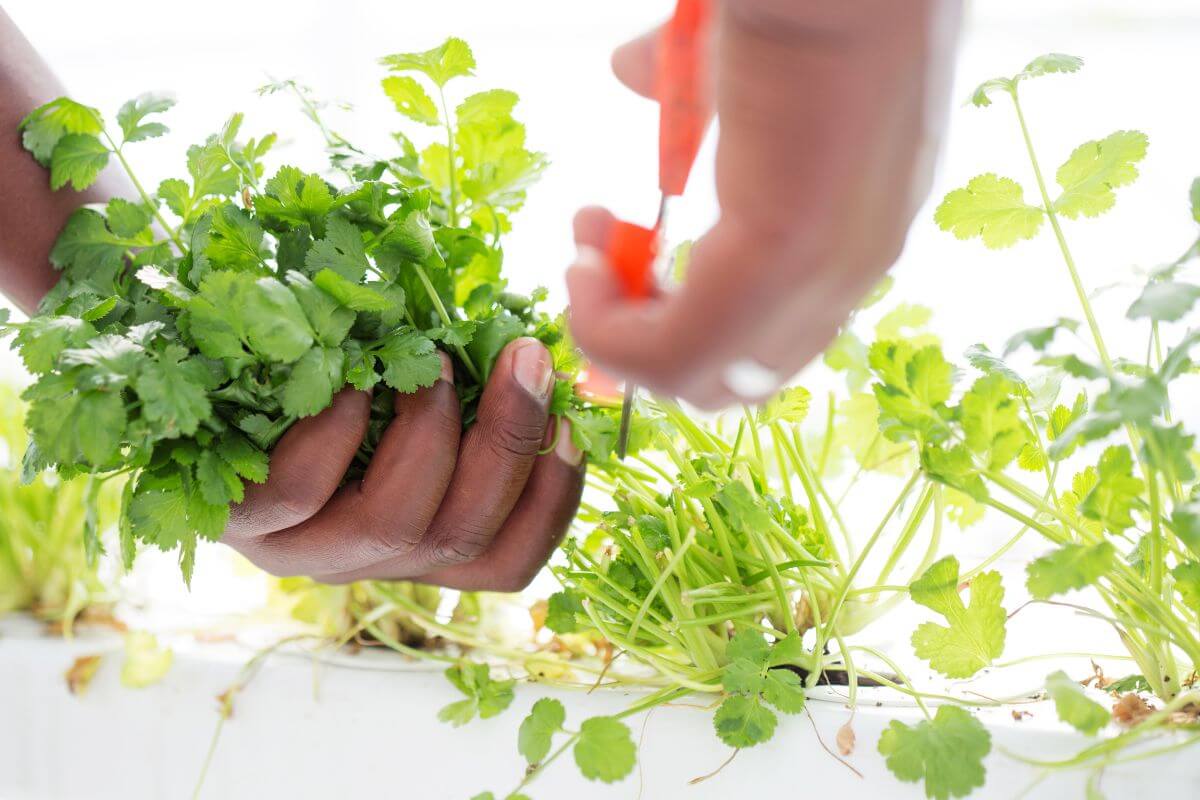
[4,3,1200,798]
[4,0,1200,618]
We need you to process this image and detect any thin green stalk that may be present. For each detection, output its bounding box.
[411,262,481,381]
[102,132,185,252]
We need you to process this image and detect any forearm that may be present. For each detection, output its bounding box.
[0,9,116,314]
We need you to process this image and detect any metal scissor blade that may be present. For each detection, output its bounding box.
[616,383,636,460]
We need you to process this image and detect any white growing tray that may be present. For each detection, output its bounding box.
[2,616,1197,800]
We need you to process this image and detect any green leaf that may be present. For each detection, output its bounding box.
[49,134,110,191]
[910,557,1006,678]
[20,97,104,164]
[1079,445,1143,534]
[757,386,811,425]
[1045,670,1110,736]
[287,271,354,348]
[27,388,126,468]
[281,346,345,418]
[376,327,440,392]
[713,695,777,748]
[960,373,1029,470]
[1169,503,1200,559]
[1021,53,1085,79]
[305,216,371,281]
[544,590,584,634]
[380,38,476,87]
[205,204,266,271]
[196,449,245,506]
[518,698,565,764]
[1003,318,1079,356]
[437,663,514,727]
[1053,131,1148,219]
[878,706,990,800]
[117,93,175,143]
[120,631,174,688]
[105,198,153,238]
[255,166,335,232]
[313,268,394,312]
[1172,562,1200,613]
[715,481,773,532]
[158,178,192,218]
[1141,422,1196,484]
[15,315,96,374]
[457,90,519,126]
[1127,281,1200,322]
[216,432,269,484]
[135,345,214,438]
[762,669,806,713]
[1026,541,1115,599]
[1191,177,1200,224]
[574,716,636,783]
[382,76,440,125]
[934,173,1044,249]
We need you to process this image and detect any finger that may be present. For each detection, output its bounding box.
[225,388,370,541]
[612,28,659,99]
[567,217,770,398]
[232,357,461,576]
[339,417,587,590]
[416,337,556,567]
[573,205,617,251]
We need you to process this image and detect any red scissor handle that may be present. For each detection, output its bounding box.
[657,0,714,198]
[608,220,659,300]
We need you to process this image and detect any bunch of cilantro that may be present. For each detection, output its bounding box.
[10,39,580,580]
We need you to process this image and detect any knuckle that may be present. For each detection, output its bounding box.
[485,416,545,463]
[357,506,427,560]
[271,478,326,526]
[423,521,492,567]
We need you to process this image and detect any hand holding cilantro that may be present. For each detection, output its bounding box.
[0,21,591,587]
[567,0,962,409]
[225,338,584,588]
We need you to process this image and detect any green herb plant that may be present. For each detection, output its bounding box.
[0,383,123,631]
[10,37,571,583]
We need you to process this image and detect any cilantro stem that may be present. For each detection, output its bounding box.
[436,85,459,227]
[101,132,185,253]
[1010,92,1113,373]
[411,262,481,381]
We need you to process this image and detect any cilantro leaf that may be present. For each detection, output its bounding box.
[305,216,371,281]
[20,97,104,164]
[438,663,514,727]
[544,590,584,634]
[382,76,440,125]
[910,557,1006,678]
[116,93,175,143]
[934,173,1044,249]
[314,268,393,312]
[1127,280,1200,323]
[1045,670,1110,736]
[254,166,335,232]
[574,716,636,783]
[50,134,110,191]
[1025,541,1115,599]
[518,698,565,764]
[757,386,811,425]
[878,706,990,800]
[281,346,345,418]
[135,344,214,438]
[1003,318,1079,356]
[376,328,441,392]
[380,38,476,87]
[1172,562,1200,613]
[1053,131,1148,219]
[960,373,1029,470]
[713,695,778,748]
[1079,445,1144,534]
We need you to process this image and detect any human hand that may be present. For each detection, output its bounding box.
[568,0,961,409]
[223,338,584,592]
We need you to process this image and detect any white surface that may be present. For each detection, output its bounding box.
[2,617,1198,800]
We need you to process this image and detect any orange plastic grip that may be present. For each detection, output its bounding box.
[657,0,714,197]
[608,220,659,300]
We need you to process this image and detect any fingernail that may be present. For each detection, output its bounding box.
[513,339,554,401]
[555,417,583,466]
[438,353,454,384]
